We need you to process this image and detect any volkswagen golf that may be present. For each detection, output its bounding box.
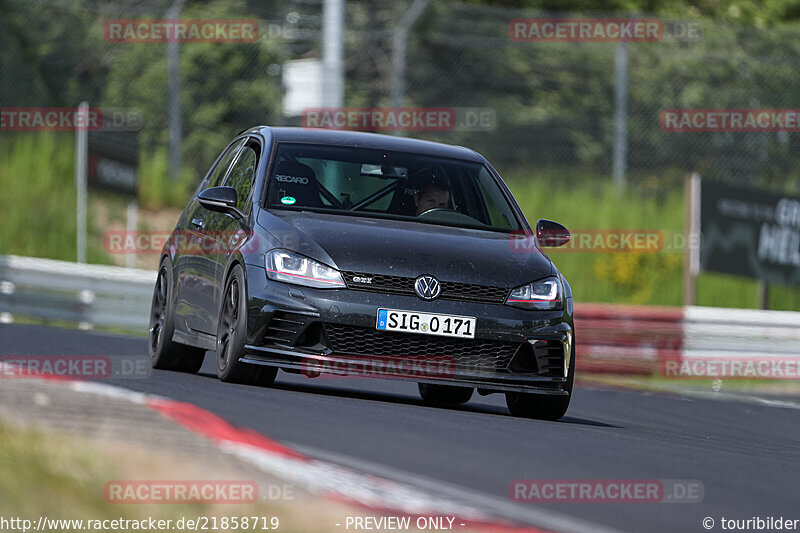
[149,126,575,419]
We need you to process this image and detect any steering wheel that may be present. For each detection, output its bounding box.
[418,207,456,217]
[417,207,485,226]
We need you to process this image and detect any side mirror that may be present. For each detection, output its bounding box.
[536,219,571,247]
[197,186,245,220]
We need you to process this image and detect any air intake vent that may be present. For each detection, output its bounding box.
[262,311,314,347]
[532,339,565,377]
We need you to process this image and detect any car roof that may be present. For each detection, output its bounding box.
[243,126,486,163]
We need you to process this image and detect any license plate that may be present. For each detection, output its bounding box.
[376,309,476,339]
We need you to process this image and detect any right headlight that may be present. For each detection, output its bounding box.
[265,249,345,289]
[505,276,563,310]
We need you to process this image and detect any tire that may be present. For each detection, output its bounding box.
[216,264,277,386]
[505,341,575,420]
[148,258,206,373]
[418,383,473,405]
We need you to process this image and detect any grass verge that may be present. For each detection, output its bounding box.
[0,420,303,531]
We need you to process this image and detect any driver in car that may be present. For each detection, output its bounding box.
[414,181,451,215]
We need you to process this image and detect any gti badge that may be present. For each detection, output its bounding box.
[414,275,441,300]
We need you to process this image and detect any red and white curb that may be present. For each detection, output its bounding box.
[5,367,625,533]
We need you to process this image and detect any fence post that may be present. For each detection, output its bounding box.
[390,0,429,136]
[322,0,345,108]
[167,0,186,182]
[683,173,701,306]
[612,41,628,189]
[75,101,89,264]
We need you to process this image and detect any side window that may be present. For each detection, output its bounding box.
[205,138,246,190]
[475,167,514,229]
[224,145,258,212]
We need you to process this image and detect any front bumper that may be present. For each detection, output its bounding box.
[243,264,574,395]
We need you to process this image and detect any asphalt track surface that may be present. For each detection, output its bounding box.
[2,322,799,533]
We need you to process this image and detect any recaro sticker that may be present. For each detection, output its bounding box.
[275,174,309,184]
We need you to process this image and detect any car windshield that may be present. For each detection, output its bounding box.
[265,143,521,232]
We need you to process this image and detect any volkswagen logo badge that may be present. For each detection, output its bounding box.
[414,275,441,300]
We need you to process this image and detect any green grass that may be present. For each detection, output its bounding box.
[0,421,116,518]
[581,374,800,397]
[506,174,800,310]
[1,133,798,310]
[0,420,301,531]
[0,133,107,263]
[0,134,195,263]
[138,147,198,210]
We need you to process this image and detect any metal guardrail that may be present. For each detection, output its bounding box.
[577,303,800,375]
[2,255,799,376]
[684,306,800,358]
[0,255,155,333]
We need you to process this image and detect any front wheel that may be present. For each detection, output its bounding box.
[418,383,473,405]
[216,264,277,386]
[505,341,575,420]
[149,258,205,373]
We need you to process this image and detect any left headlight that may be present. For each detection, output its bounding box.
[505,276,563,310]
[265,249,346,289]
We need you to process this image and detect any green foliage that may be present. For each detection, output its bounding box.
[507,172,685,304]
[506,171,800,309]
[462,0,800,26]
[100,0,286,194]
[0,133,108,263]
[385,5,800,191]
[138,147,196,210]
[0,0,108,106]
[1,0,287,210]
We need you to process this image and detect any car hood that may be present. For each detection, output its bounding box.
[257,209,553,287]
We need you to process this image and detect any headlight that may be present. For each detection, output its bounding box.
[265,249,345,289]
[505,276,563,310]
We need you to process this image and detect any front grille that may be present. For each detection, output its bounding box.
[342,272,411,294]
[323,323,519,371]
[341,271,509,304]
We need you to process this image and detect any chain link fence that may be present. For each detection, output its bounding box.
[2,0,800,194]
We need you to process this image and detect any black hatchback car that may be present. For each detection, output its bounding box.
[149,126,575,419]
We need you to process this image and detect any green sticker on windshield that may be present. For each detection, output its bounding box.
[280,196,296,205]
